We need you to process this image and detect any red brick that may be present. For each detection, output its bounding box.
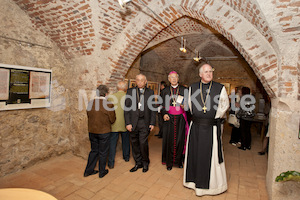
[282,66,296,70]
[290,2,300,7]
[78,4,89,11]
[285,82,292,87]
[279,16,292,22]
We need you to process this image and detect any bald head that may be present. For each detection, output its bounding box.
[199,64,212,74]
[117,81,128,91]
[135,74,147,88]
[199,64,214,83]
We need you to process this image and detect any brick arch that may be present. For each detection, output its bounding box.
[107,2,278,98]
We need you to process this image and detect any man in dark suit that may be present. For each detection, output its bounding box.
[124,74,156,173]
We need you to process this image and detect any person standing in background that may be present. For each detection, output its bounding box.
[229,86,243,146]
[237,87,255,151]
[84,85,116,178]
[108,81,130,169]
[155,81,167,138]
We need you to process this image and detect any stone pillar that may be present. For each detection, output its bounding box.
[266,98,300,200]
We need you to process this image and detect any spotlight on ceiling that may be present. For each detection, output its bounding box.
[118,0,132,9]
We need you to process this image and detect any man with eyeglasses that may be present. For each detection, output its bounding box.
[183,64,229,196]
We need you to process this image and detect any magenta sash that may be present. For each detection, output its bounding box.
[168,106,189,154]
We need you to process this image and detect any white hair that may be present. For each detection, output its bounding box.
[199,63,212,74]
[168,73,179,78]
[136,73,147,81]
[117,81,127,91]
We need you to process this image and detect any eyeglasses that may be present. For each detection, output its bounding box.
[203,70,214,73]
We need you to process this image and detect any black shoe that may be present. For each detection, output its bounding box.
[178,164,183,168]
[124,158,129,162]
[167,166,172,171]
[99,169,109,178]
[246,146,251,150]
[83,170,98,177]
[238,146,246,151]
[154,134,160,137]
[158,135,162,138]
[258,151,265,155]
[108,165,114,169]
[142,165,149,173]
[130,165,142,172]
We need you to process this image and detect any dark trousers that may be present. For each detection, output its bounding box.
[130,119,150,167]
[108,131,130,167]
[240,119,252,148]
[229,126,241,143]
[84,132,110,176]
[157,112,164,136]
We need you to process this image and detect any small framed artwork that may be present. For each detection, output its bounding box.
[298,119,300,139]
[147,81,159,96]
[128,79,136,88]
[221,83,231,95]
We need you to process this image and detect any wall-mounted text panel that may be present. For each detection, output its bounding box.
[0,63,51,111]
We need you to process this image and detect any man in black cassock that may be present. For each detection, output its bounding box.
[161,71,188,170]
[183,64,229,196]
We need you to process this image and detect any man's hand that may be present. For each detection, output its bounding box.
[149,125,154,132]
[126,124,133,132]
[163,114,170,121]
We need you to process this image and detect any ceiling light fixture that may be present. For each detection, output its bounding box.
[118,0,194,55]
[193,50,202,62]
[179,37,187,53]
[118,0,132,9]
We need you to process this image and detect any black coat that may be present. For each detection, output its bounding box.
[124,87,156,131]
[160,85,188,117]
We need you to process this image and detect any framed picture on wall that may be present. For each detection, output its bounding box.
[0,68,10,100]
[221,83,231,95]
[128,79,136,88]
[147,81,159,96]
[0,63,52,110]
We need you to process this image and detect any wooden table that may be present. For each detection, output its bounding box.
[0,188,57,200]
[244,115,267,140]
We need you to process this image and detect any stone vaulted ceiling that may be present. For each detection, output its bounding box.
[11,0,278,59]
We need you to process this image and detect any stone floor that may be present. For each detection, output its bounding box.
[0,124,269,200]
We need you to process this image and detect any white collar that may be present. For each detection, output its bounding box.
[171,84,178,88]
[95,96,106,100]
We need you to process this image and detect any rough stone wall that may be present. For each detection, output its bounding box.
[267,98,300,200]
[0,0,72,176]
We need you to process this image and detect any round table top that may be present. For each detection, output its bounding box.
[0,188,57,200]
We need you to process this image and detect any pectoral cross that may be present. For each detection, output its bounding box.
[203,106,207,113]
[172,101,177,107]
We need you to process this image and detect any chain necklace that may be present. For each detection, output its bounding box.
[136,88,144,109]
[170,86,179,107]
[200,81,212,113]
